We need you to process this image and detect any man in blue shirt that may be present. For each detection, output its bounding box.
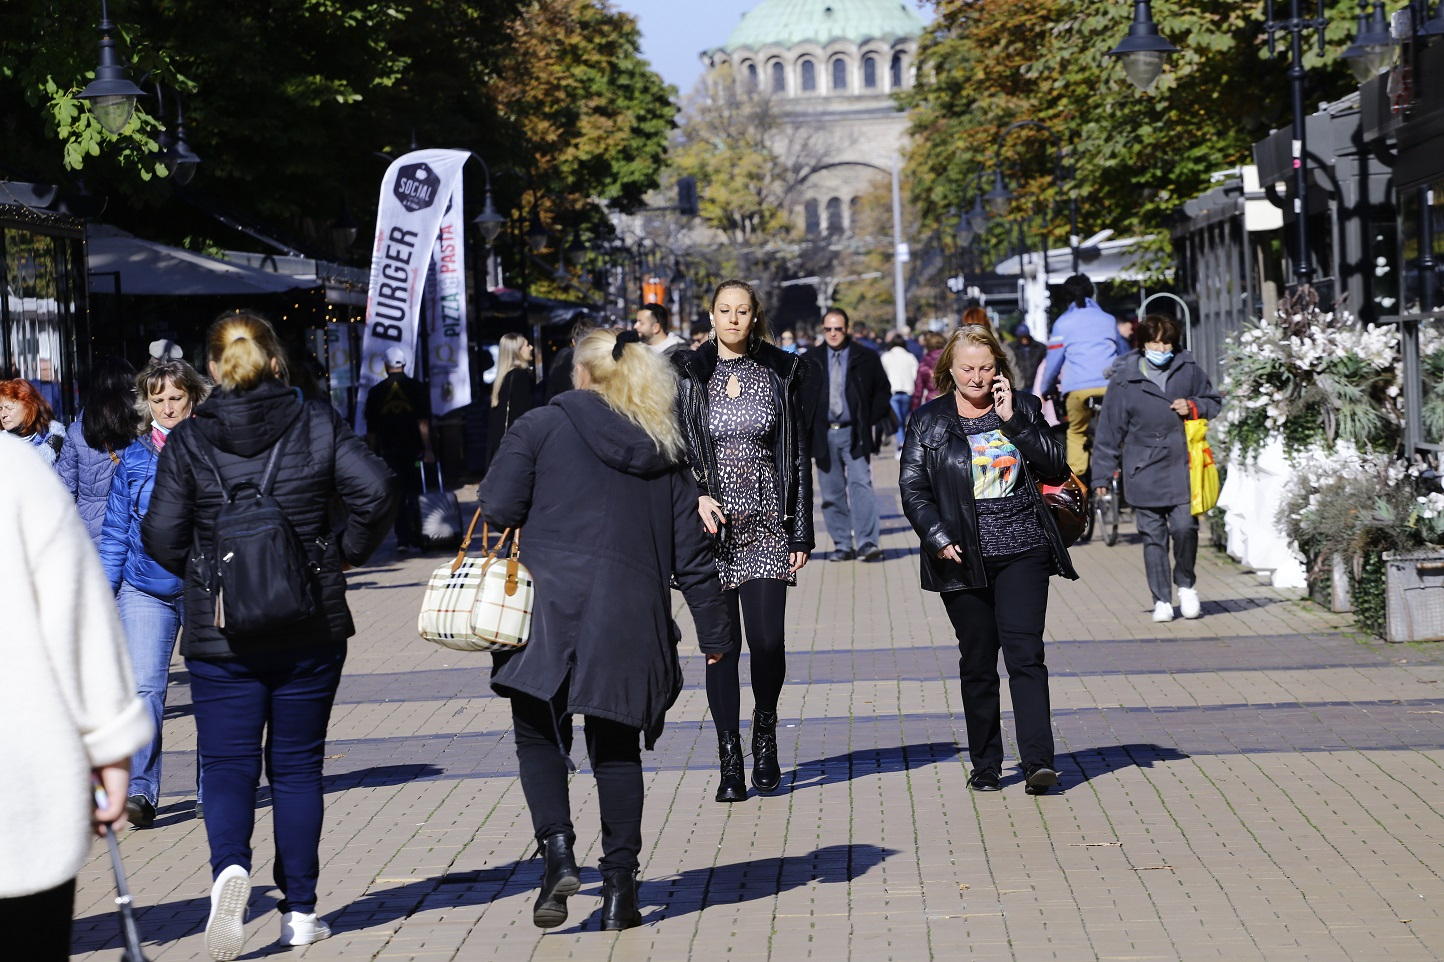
[1040,275,1129,477]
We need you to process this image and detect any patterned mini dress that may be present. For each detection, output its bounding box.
[707,355,794,589]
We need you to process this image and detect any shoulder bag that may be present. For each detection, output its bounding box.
[417,508,534,652]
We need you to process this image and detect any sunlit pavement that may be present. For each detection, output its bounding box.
[70,456,1444,961]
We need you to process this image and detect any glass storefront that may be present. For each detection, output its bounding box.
[0,209,87,422]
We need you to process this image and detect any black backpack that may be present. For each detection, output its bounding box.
[198,420,320,636]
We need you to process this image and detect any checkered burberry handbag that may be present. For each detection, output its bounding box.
[417,509,534,652]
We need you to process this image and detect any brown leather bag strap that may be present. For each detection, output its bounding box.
[450,509,486,573]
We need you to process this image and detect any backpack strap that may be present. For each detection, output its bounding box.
[194,411,300,499]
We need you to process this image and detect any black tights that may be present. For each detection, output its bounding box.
[512,688,644,874]
[705,578,788,731]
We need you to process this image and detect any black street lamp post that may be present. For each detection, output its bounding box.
[78,0,146,135]
[1110,1,1342,291]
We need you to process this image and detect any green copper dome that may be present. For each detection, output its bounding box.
[721,0,926,52]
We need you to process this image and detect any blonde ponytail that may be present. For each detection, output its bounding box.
[207,311,289,391]
[573,330,685,462]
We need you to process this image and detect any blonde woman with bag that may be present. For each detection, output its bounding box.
[478,329,729,932]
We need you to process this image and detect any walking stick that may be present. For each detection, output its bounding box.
[96,787,153,962]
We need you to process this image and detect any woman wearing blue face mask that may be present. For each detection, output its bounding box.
[1090,314,1221,623]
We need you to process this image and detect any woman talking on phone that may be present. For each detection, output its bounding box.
[899,325,1077,795]
[674,279,812,802]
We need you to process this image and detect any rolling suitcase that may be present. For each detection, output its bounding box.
[417,462,464,550]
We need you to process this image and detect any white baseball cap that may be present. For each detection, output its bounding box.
[383,346,408,367]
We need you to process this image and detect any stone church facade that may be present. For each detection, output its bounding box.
[702,0,925,241]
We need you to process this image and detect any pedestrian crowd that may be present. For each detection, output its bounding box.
[1,272,1220,958]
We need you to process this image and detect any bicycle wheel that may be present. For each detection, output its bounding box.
[1102,474,1121,546]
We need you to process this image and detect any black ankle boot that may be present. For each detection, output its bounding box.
[533,833,581,929]
[715,730,747,803]
[599,868,642,931]
[751,710,781,793]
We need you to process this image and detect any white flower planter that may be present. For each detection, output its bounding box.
[1383,550,1444,643]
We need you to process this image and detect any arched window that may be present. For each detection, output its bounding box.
[804,199,821,236]
[863,55,878,89]
[832,58,847,91]
[771,60,785,93]
[826,197,844,235]
[890,52,904,89]
[746,63,759,90]
[800,59,816,92]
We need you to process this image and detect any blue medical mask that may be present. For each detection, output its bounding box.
[152,421,173,436]
[1144,349,1174,367]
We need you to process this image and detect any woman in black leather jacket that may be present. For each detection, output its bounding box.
[673,279,813,802]
[899,325,1077,797]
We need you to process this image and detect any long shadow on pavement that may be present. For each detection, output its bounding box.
[323,842,897,935]
[782,741,963,794]
[1022,742,1190,792]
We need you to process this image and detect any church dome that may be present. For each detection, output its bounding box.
[722,0,926,52]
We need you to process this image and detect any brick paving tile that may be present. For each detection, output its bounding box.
[67,458,1444,961]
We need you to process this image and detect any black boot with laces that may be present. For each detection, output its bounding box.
[715,730,747,802]
[751,710,781,793]
[532,833,581,929]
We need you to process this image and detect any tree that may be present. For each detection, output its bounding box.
[670,65,846,318]
[903,0,1363,278]
[0,0,674,261]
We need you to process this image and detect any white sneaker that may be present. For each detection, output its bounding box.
[205,864,250,961]
[1178,586,1201,620]
[1152,601,1175,623]
[280,911,333,946]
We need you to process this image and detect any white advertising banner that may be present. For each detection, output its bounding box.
[359,148,470,430]
[424,184,471,415]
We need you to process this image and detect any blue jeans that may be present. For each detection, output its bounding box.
[890,393,911,446]
[816,426,880,552]
[188,645,345,914]
[117,581,183,806]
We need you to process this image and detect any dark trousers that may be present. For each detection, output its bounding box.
[705,578,788,731]
[382,453,421,548]
[0,878,74,961]
[188,644,346,914]
[1133,502,1198,604]
[941,548,1054,773]
[512,690,643,875]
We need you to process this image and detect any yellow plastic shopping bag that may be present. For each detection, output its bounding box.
[1186,418,1219,516]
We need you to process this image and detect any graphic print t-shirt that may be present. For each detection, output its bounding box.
[955,409,1048,558]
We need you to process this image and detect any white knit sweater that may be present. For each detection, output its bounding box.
[0,433,152,897]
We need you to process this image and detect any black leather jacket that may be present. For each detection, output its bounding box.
[899,391,1078,592]
[673,340,814,553]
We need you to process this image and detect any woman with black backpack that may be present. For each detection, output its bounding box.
[142,311,396,961]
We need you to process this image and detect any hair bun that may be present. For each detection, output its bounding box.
[613,330,642,360]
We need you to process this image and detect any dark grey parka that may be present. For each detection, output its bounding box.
[478,389,730,748]
[1090,349,1222,509]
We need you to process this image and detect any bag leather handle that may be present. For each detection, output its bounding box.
[450,508,485,573]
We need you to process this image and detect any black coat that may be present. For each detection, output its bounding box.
[142,380,398,659]
[487,368,535,466]
[1091,350,1222,509]
[672,340,814,553]
[477,390,730,747]
[800,339,892,470]
[899,391,1079,592]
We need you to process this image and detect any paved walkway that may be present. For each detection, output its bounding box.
[71,458,1444,961]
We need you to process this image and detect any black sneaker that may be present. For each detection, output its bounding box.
[859,545,884,562]
[1024,765,1059,795]
[827,548,855,562]
[968,769,1001,792]
[125,794,156,828]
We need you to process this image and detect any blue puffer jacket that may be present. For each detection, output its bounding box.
[55,417,129,547]
[100,433,183,599]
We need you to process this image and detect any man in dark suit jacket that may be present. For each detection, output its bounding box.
[801,307,892,561]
